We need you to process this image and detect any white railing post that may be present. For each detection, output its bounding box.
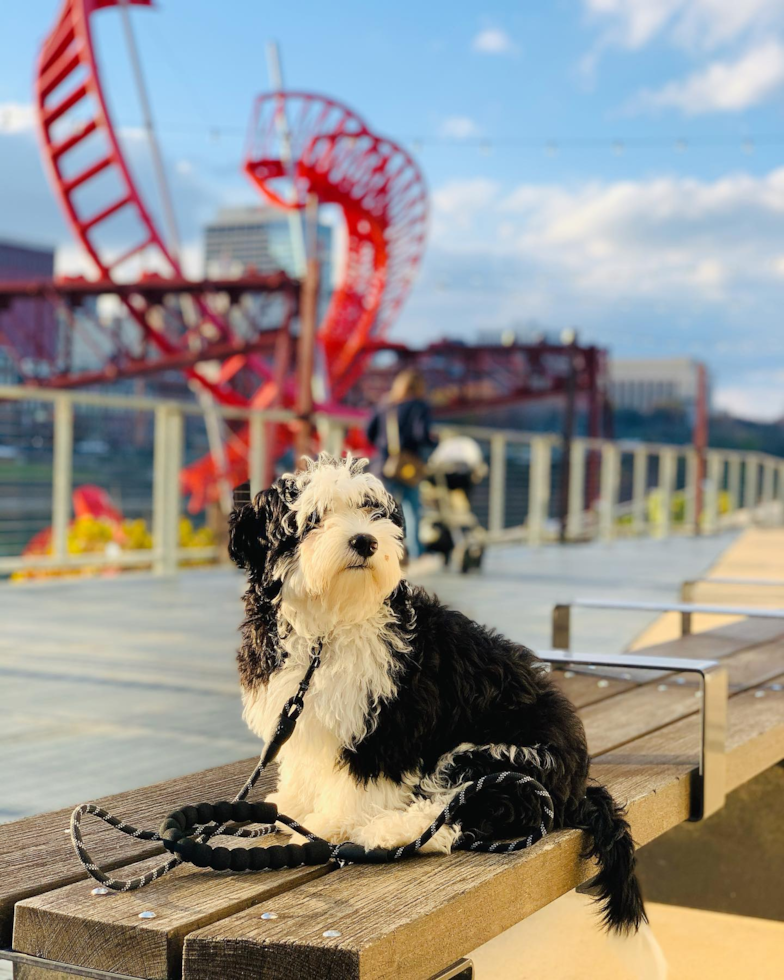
[703,452,721,534]
[566,439,586,539]
[631,446,647,535]
[599,442,619,541]
[528,437,551,546]
[778,463,784,523]
[762,459,775,505]
[152,406,168,575]
[322,418,346,458]
[684,449,699,532]
[51,396,74,564]
[152,406,183,575]
[248,412,268,499]
[728,455,741,516]
[743,455,759,516]
[658,448,676,539]
[488,434,507,536]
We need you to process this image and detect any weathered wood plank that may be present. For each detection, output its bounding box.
[0,756,264,945]
[11,834,331,980]
[180,678,784,980]
[10,621,784,979]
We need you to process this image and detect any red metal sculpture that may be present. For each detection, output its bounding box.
[244,92,428,402]
[31,2,429,508]
[34,0,297,404]
[26,2,609,519]
[181,94,429,503]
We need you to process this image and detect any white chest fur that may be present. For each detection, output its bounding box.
[241,609,405,755]
[240,612,416,840]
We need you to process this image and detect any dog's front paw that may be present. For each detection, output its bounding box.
[350,805,461,855]
[285,811,349,844]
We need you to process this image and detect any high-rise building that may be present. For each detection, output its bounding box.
[204,206,334,286]
[0,238,57,381]
[0,239,55,281]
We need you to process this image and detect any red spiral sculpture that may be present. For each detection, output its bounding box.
[34,1,427,507]
[244,92,428,401]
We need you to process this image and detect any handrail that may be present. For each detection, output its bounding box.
[539,649,727,820]
[1,384,783,576]
[552,599,784,651]
[681,577,784,602]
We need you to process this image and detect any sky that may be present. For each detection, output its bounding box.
[2,1,784,420]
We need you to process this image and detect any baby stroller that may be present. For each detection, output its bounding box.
[419,436,488,573]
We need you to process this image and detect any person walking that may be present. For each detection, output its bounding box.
[367,369,436,560]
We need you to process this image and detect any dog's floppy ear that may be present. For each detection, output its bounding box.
[228,482,268,571]
[387,493,406,535]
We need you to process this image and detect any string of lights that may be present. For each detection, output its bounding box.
[110,120,783,156]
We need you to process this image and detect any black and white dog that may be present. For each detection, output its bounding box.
[229,454,645,933]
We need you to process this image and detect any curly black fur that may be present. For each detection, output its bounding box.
[229,464,646,933]
[230,479,301,687]
[576,784,646,932]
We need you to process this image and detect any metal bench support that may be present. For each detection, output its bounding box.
[681,577,784,603]
[431,959,474,979]
[0,949,474,980]
[552,599,784,651]
[539,650,728,821]
[0,949,145,979]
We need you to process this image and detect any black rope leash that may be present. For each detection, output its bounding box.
[70,642,555,890]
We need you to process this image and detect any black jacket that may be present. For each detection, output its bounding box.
[366,398,436,472]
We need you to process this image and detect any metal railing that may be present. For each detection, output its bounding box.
[0,384,348,576]
[435,424,784,546]
[1,384,783,576]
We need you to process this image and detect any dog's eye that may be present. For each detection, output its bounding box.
[305,510,320,529]
[369,510,385,522]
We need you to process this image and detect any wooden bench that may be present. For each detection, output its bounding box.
[3,617,784,980]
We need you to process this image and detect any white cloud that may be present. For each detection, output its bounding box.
[714,372,784,420]
[472,28,516,54]
[431,178,499,234]
[634,39,784,112]
[400,167,784,418]
[583,0,784,52]
[0,102,35,133]
[117,126,147,141]
[430,169,784,303]
[438,116,481,139]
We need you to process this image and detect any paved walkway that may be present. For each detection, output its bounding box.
[0,532,738,824]
[630,526,784,648]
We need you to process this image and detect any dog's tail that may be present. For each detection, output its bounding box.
[575,783,647,934]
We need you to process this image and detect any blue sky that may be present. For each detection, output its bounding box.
[3,1,784,419]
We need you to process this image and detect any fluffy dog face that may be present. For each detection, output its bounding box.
[229,455,405,633]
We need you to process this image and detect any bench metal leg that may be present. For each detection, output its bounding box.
[552,598,784,652]
[540,650,728,821]
[430,959,474,980]
[0,948,145,978]
[552,603,570,649]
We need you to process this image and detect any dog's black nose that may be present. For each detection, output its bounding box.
[349,533,378,558]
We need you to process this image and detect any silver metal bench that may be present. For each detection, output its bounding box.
[552,598,784,651]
